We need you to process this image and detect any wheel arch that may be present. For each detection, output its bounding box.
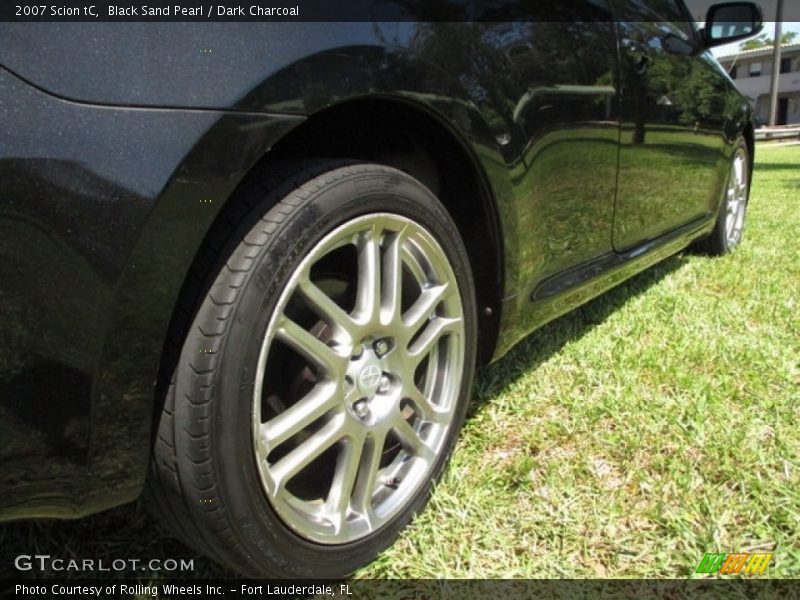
[153,96,508,431]
[263,96,506,363]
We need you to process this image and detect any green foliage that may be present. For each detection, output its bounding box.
[740,31,797,50]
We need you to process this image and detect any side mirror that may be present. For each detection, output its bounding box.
[702,2,764,48]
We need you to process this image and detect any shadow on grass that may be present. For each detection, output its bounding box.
[753,162,800,172]
[469,253,688,416]
[0,253,690,581]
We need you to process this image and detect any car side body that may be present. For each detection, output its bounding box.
[0,3,756,529]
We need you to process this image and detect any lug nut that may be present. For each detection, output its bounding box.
[353,400,370,419]
[378,375,391,393]
[382,476,401,489]
[374,339,390,356]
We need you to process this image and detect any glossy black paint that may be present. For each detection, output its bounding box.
[0,2,754,519]
[614,5,732,251]
[0,68,304,519]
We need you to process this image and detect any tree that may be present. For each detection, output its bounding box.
[739,31,797,50]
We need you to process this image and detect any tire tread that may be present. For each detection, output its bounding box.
[145,160,474,577]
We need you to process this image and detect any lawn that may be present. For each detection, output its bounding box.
[357,143,800,578]
[1,144,797,581]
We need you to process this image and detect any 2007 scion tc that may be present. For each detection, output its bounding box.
[0,1,761,578]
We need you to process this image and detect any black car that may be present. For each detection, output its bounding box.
[0,1,762,578]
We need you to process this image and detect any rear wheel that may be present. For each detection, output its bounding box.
[147,162,477,578]
[693,140,750,256]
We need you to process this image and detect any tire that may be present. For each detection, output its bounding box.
[146,161,477,578]
[693,139,750,256]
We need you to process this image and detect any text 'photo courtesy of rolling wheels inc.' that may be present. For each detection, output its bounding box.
[1,0,799,598]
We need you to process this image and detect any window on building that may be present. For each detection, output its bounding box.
[729,65,738,79]
[750,62,762,77]
[780,57,792,74]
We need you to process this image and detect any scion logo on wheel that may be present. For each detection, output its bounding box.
[358,363,382,395]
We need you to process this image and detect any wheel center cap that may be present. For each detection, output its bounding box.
[357,361,382,396]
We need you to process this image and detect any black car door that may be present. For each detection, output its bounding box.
[611,0,728,251]
[482,1,621,289]
[404,1,621,303]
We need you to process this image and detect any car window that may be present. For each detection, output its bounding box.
[620,0,698,41]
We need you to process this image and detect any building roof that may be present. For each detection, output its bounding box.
[717,42,800,63]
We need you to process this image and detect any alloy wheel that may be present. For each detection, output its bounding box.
[252,213,465,544]
[724,148,748,248]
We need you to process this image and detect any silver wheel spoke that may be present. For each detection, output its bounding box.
[261,384,339,451]
[392,417,435,464]
[325,433,365,529]
[736,182,747,198]
[407,385,449,424]
[270,416,347,490]
[381,230,405,325]
[726,209,735,237]
[403,283,450,335]
[276,315,343,378]
[356,225,382,324]
[350,431,387,523]
[298,278,356,342]
[408,316,461,366]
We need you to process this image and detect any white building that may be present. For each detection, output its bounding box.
[717,42,800,126]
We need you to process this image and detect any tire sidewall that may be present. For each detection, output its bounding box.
[185,166,477,577]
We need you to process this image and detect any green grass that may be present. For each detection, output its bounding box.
[1,144,797,581]
[356,143,800,578]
